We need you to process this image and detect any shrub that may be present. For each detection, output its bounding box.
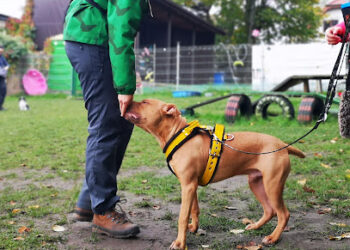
[0,32,29,74]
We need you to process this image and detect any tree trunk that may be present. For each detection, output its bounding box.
[245,0,256,44]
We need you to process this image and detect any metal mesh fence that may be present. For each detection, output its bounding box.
[13,43,253,95]
[135,43,252,87]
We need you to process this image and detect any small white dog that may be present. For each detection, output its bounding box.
[19,96,30,111]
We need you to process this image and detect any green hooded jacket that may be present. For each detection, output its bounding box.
[63,0,150,95]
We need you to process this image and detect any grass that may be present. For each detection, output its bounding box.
[0,91,350,248]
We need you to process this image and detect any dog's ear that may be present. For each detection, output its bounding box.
[161,104,180,117]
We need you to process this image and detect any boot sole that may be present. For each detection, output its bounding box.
[92,224,140,239]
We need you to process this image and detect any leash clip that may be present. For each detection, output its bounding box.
[323,113,328,122]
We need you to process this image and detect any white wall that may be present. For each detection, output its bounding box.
[0,0,25,19]
[252,43,347,91]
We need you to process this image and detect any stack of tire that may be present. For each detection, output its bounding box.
[225,94,252,123]
[225,94,324,123]
[297,97,324,123]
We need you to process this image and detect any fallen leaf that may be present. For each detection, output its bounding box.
[28,205,40,209]
[230,229,245,234]
[196,228,207,236]
[320,163,331,169]
[328,232,350,241]
[329,222,347,227]
[244,246,263,250]
[201,245,210,249]
[62,170,68,173]
[8,221,15,225]
[210,213,218,217]
[332,137,339,141]
[10,201,16,206]
[52,225,65,232]
[346,169,350,174]
[236,245,244,249]
[346,174,350,181]
[299,140,305,143]
[342,233,350,238]
[339,149,344,153]
[330,140,336,144]
[318,208,332,214]
[224,206,237,210]
[20,163,27,167]
[13,236,25,241]
[314,153,323,158]
[12,209,21,214]
[152,205,160,210]
[303,186,315,193]
[297,179,307,186]
[50,193,58,197]
[329,235,342,241]
[242,218,254,225]
[250,122,254,126]
[141,180,148,184]
[18,226,31,233]
[329,198,339,202]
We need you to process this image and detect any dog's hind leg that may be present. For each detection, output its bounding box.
[246,170,276,230]
[188,192,199,233]
[261,161,290,245]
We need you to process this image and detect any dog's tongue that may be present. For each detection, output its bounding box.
[124,112,139,122]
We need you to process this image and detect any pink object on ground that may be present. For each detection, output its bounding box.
[22,69,48,95]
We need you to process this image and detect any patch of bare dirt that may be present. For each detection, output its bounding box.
[2,167,350,249]
[0,167,78,191]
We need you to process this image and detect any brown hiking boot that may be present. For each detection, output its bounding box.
[73,207,94,222]
[92,204,140,238]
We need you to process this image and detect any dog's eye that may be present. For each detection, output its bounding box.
[142,100,148,104]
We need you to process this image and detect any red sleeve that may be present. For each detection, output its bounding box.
[336,22,346,34]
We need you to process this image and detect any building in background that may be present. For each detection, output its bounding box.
[323,0,348,31]
[0,14,9,29]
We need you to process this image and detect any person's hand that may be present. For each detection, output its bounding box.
[325,26,344,45]
[118,94,133,117]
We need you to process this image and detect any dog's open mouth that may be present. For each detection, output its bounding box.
[124,111,141,124]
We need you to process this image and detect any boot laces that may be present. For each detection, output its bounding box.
[107,201,131,225]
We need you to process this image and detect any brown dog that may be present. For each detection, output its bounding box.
[125,99,305,249]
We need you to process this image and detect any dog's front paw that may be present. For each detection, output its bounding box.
[187,223,198,233]
[245,223,258,230]
[262,235,278,246]
[169,240,187,250]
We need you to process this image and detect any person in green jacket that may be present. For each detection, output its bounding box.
[64,0,150,238]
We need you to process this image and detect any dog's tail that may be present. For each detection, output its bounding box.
[287,146,305,158]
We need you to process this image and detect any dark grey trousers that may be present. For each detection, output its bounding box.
[0,77,6,109]
[65,41,133,214]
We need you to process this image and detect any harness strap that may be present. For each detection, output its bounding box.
[163,120,201,175]
[163,120,226,186]
[199,124,225,186]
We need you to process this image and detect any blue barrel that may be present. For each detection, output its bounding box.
[214,72,225,85]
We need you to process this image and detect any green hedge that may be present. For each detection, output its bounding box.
[0,32,29,74]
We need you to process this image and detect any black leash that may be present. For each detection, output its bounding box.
[219,27,350,156]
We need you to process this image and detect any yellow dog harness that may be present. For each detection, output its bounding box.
[163,120,229,186]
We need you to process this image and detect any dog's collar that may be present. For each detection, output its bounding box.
[163,120,228,186]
